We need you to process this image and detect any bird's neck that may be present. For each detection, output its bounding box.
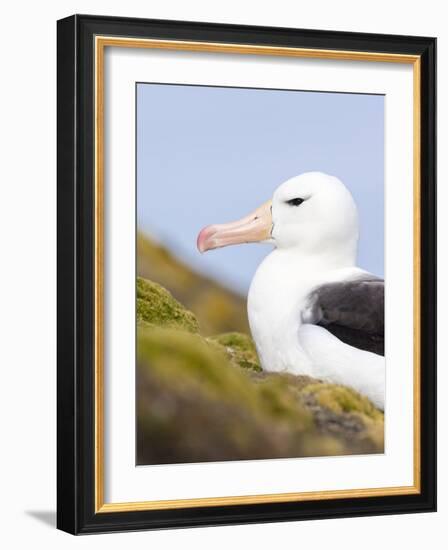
[252,246,357,295]
[275,237,358,271]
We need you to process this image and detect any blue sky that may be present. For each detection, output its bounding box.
[137,83,384,295]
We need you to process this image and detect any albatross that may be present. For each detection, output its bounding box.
[197,172,385,410]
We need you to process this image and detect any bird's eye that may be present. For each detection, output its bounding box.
[286,197,304,207]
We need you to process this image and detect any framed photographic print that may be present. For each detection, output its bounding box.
[57,14,436,534]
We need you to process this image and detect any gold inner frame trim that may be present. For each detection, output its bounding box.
[94,35,422,513]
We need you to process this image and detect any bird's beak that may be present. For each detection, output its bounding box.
[197,200,273,253]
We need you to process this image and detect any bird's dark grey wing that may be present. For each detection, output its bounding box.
[307,277,384,356]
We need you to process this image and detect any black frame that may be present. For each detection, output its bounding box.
[57,14,436,534]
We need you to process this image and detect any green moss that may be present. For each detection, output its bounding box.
[209,332,261,372]
[137,232,250,335]
[136,325,348,464]
[136,276,199,333]
[138,327,301,418]
[304,383,383,421]
[135,276,384,465]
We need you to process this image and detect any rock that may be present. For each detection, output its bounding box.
[137,276,199,333]
[300,384,384,454]
[137,232,250,335]
[136,275,384,465]
[209,332,261,372]
[137,325,341,464]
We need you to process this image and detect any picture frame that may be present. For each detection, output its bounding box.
[57,14,436,534]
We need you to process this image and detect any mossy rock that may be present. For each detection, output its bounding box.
[301,383,384,453]
[137,232,250,335]
[209,332,261,372]
[304,383,383,421]
[137,276,199,333]
[135,276,384,464]
[137,325,342,464]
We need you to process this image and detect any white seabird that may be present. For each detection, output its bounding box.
[197,172,385,410]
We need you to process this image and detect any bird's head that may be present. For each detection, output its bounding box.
[197,172,359,257]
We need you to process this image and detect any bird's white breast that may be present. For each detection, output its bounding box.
[248,250,316,376]
[247,249,363,376]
